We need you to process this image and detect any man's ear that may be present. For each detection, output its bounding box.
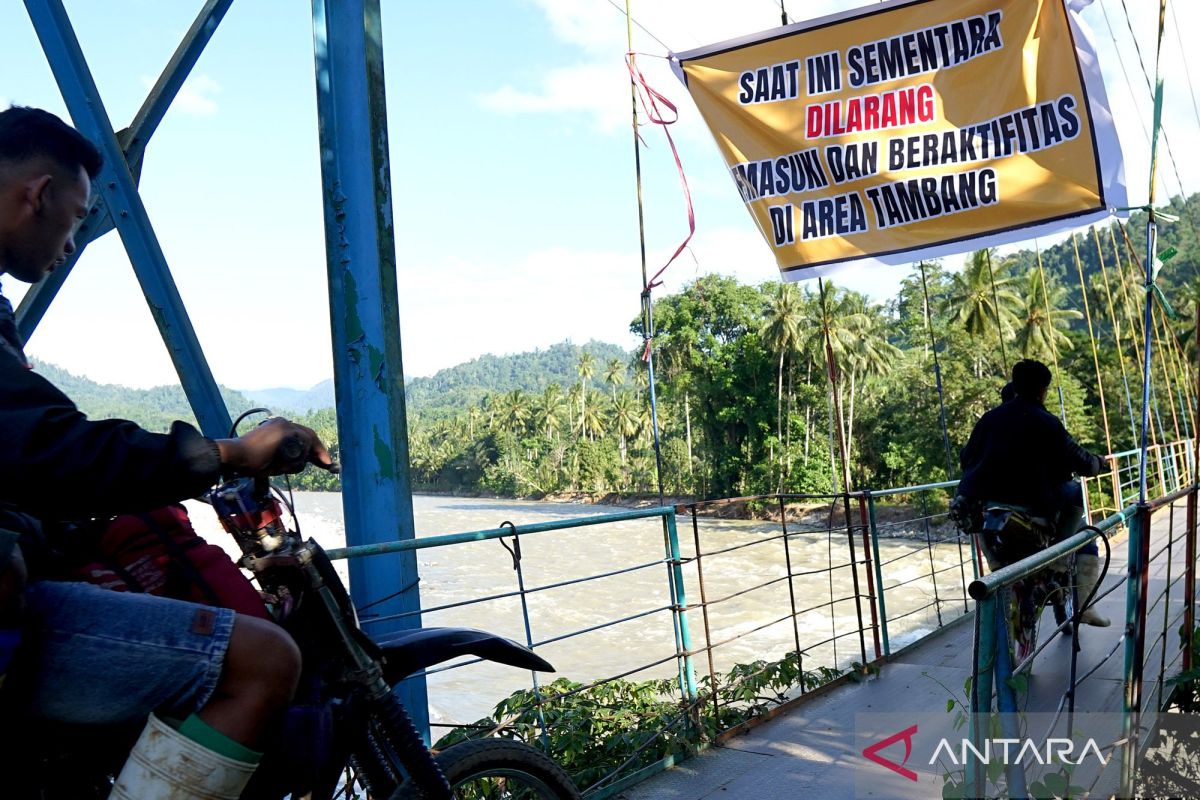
[22,174,52,214]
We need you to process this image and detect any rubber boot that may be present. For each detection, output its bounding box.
[1076,552,1111,627]
[110,714,258,800]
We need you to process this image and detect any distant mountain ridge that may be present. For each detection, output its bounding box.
[33,339,631,427]
[404,340,630,419]
[241,381,335,415]
[33,361,254,434]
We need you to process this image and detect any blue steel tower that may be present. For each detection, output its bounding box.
[18,0,430,736]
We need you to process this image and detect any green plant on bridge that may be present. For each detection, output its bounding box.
[433,652,849,793]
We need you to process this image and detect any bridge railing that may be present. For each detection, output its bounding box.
[1084,439,1195,520]
[964,482,1197,797]
[318,440,1195,797]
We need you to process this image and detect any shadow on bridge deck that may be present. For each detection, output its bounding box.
[622,506,1191,800]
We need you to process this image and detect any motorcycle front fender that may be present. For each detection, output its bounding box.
[374,627,555,686]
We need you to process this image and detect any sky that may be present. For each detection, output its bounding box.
[0,0,1197,391]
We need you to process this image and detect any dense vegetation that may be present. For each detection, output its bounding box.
[45,196,1200,500]
[402,198,1200,499]
[405,341,628,421]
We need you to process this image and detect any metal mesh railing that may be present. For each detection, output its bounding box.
[964,475,1197,798]
[318,440,1196,798]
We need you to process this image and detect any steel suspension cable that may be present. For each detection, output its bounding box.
[1115,0,1189,199]
[1167,0,1200,130]
[918,261,955,476]
[1149,296,1194,438]
[1118,222,1175,447]
[984,248,1009,375]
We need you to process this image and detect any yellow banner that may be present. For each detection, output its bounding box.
[673,0,1124,277]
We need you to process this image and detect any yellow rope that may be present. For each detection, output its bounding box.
[1034,241,1067,425]
[1110,224,1159,447]
[1118,221,1177,446]
[1093,226,1140,445]
[1072,232,1114,453]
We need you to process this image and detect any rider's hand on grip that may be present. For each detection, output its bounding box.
[215,417,335,477]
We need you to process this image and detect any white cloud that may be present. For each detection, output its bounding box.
[483,1,846,136]
[479,61,631,133]
[498,0,1200,199]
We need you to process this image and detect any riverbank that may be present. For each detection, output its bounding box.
[522,490,961,540]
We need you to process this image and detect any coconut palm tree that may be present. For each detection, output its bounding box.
[759,283,804,490]
[944,249,1021,375]
[577,352,596,439]
[611,391,639,464]
[604,359,625,403]
[497,389,530,435]
[1014,271,1082,362]
[533,384,567,441]
[579,388,607,441]
[630,362,650,400]
[842,302,901,463]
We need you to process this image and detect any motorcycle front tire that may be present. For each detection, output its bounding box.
[388,738,580,800]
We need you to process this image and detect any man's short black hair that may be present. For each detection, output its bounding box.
[1000,381,1016,403]
[0,106,103,179]
[1011,359,1052,399]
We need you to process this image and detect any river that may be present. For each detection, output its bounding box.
[184,492,972,729]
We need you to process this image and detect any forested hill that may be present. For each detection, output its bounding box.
[404,340,630,420]
[29,338,632,431]
[33,362,256,433]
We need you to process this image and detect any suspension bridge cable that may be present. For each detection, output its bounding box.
[1167,0,1200,130]
[623,0,667,509]
[918,261,955,476]
[1114,0,1189,200]
[983,248,1009,375]
[1033,241,1069,425]
[1072,233,1115,453]
[1116,220,1181,448]
[1149,297,1189,440]
[1099,0,1155,154]
[603,0,672,53]
[1114,222,1165,449]
[1093,226,1141,445]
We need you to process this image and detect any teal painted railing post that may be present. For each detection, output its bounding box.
[967,594,996,799]
[1121,502,1152,795]
[993,599,1027,798]
[865,491,890,658]
[664,510,698,700]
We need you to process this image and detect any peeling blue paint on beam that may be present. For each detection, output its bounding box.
[311,0,428,739]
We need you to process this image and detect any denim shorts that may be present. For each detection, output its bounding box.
[6,581,236,726]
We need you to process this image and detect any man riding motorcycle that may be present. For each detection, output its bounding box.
[0,106,335,798]
[956,358,1110,627]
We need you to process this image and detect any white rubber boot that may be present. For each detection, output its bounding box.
[1076,553,1111,627]
[110,714,258,800]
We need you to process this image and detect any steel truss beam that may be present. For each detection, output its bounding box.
[22,0,232,436]
[20,0,431,738]
[17,0,235,348]
[311,0,429,735]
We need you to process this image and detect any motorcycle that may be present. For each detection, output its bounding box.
[974,503,1073,666]
[14,433,581,800]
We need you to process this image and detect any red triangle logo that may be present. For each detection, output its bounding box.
[862,724,919,782]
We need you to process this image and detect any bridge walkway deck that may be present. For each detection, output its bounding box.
[623,506,1190,800]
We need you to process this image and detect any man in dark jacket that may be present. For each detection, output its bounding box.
[958,358,1109,626]
[0,106,334,797]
